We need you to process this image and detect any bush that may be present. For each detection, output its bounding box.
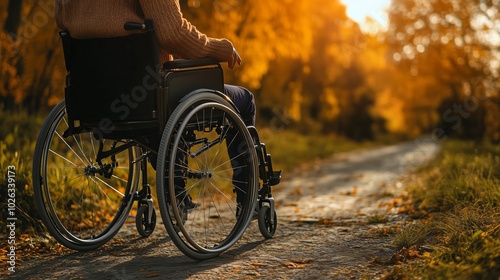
[0,109,45,233]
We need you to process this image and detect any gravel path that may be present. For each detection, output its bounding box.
[7,140,438,279]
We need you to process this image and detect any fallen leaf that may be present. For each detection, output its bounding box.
[352,186,358,195]
[283,262,305,269]
[318,218,333,224]
[290,258,314,264]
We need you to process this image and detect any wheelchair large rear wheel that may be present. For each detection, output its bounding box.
[33,100,139,250]
[157,92,259,260]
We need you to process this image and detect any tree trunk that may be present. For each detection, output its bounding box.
[3,0,23,37]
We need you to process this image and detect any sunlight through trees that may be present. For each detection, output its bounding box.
[1,0,498,141]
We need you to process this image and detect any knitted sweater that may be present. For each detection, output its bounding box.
[54,0,234,63]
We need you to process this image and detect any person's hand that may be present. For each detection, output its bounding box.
[228,48,242,69]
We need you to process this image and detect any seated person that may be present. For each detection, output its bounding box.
[54,0,256,208]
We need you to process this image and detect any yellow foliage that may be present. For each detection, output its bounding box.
[1,0,496,140]
[288,84,303,122]
[0,32,25,105]
[320,88,340,121]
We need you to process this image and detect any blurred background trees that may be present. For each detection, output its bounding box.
[1,0,499,142]
[384,0,499,141]
[1,0,65,113]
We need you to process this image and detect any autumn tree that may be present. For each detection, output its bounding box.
[385,0,499,141]
[182,0,312,88]
[8,0,487,142]
[0,0,65,112]
[286,0,379,139]
[1,0,24,110]
[183,0,380,139]
[3,0,22,36]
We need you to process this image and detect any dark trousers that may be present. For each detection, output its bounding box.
[149,85,255,200]
[223,85,255,203]
[223,84,256,127]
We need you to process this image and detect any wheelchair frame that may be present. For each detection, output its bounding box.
[32,20,281,260]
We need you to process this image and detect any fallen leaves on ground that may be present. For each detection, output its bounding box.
[3,233,69,260]
[317,218,333,225]
[388,245,431,264]
[248,262,267,269]
[283,258,314,269]
[340,186,358,196]
[288,188,304,195]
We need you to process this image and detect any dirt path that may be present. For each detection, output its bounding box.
[8,140,438,279]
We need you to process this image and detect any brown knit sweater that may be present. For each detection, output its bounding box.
[54,0,234,63]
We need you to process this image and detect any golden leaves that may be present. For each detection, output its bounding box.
[283,258,314,269]
[0,32,25,104]
[340,186,358,196]
[388,245,431,264]
[382,196,416,214]
[317,218,334,225]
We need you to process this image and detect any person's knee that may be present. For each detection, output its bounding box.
[240,88,256,126]
[247,92,256,126]
[224,85,256,126]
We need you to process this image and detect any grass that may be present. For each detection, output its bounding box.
[261,128,383,172]
[367,213,390,224]
[0,109,44,233]
[383,140,500,280]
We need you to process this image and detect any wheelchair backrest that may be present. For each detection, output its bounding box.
[61,28,160,138]
[60,21,225,140]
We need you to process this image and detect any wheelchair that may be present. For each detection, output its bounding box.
[32,20,281,260]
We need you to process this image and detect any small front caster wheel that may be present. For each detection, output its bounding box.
[136,205,156,238]
[258,205,277,239]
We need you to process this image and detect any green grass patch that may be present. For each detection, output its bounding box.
[0,109,45,233]
[367,213,390,224]
[261,129,382,172]
[385,140,500,279]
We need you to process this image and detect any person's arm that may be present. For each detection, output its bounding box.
[139,0,240,68]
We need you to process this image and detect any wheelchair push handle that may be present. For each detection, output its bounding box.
[124,20,154,31]
[124,22,146,30]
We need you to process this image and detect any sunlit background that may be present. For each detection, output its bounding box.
[341,0,390,31]
[2,0,498,143]
[0,1,499,277]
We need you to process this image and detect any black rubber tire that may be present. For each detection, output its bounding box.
[33,100,138,251]
[258,205,277,239]
[136,205,156,238]
[156,92,259,260]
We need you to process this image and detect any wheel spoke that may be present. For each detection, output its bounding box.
[34,101,138,250]
[49,149,79,167]
[54,131,87,165]
[92,175,125,197]
[62,117,92,165]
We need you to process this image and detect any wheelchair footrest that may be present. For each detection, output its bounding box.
[269,170,282,186]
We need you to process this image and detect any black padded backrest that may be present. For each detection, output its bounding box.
[61,30,160,137]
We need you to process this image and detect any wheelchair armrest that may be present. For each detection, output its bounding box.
[163,57,220,70]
